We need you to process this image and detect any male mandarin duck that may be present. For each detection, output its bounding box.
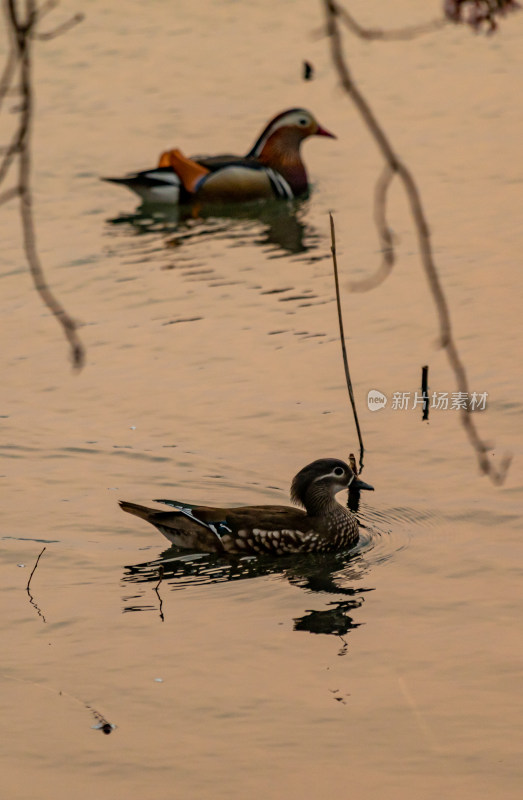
[119,458,374,556]
[104,109,335,205]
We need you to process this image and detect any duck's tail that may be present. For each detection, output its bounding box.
[119,500,155,521]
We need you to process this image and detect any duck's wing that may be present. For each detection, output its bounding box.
[192,156,294,200]
[225,505,311,532]
[194,154,246,171]
[154,501,310,532]
[104,154,293,204]
[150,500,234,538]
[154,503,314,554]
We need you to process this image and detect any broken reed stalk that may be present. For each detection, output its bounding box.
[329,212,365,473]
[26,545,47,622]
[421,365,429,421]
[26,545,46,592]
[323,0,512,485]
[2,0,85,369]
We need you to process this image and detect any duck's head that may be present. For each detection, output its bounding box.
[247,108,336,160]
[290,458,373,511]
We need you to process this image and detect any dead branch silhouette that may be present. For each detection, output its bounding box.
[323,0,512,485]
[335,5,448,40]
[0,45,16,113]
[1,0,85,369]
[335,0,520,38]
[329,213,365,472]
[353,162,396,292]
[26,545,47,622]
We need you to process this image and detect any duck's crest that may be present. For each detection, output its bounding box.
[246,108,309,158]
[290,459,321,509]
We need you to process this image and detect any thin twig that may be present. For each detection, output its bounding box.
[336,3,448,41]
[329,212,365,472]
[35,11,84,40]
[26,545,46,591]
[0,185,20,205]
[34,0,60,21]
[0,46,17,113]
[324,0,511,484]
[0,124,25,185]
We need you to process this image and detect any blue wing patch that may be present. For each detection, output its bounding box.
[152,500,232,541]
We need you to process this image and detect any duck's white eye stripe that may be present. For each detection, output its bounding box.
[312,468,350,483]
[249,112,311,157]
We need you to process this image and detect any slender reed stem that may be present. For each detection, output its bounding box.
[329,212,365,473]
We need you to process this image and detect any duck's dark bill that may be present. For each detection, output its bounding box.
[352,478,374,491]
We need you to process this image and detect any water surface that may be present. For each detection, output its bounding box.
[1,2,523,798]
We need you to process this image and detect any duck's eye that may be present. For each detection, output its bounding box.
[298,118,308,126]
[333,467,345,477]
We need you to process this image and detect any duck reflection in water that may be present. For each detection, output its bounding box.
[107,196,317,256]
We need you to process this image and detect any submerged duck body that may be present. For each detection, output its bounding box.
[119,458,373,556]
[104,109,335,205]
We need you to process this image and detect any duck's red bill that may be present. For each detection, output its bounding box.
[316,125,336,139]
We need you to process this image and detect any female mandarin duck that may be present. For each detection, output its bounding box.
[119,458,374,556]
[104,109,335,205]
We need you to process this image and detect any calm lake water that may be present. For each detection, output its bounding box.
[2,1,522,798]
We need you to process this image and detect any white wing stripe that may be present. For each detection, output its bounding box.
[266,168,294,199]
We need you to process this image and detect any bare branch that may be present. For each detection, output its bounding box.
[35,11,84,40]
[34,0,60,21]
[19,164,86,368]
[1,0,86,368]
[0,184,20,205]
[324,0,511,484]
[0,123,26,184]
[350,163,396,291]
[333,2,448,41]
[0,46,17,113]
